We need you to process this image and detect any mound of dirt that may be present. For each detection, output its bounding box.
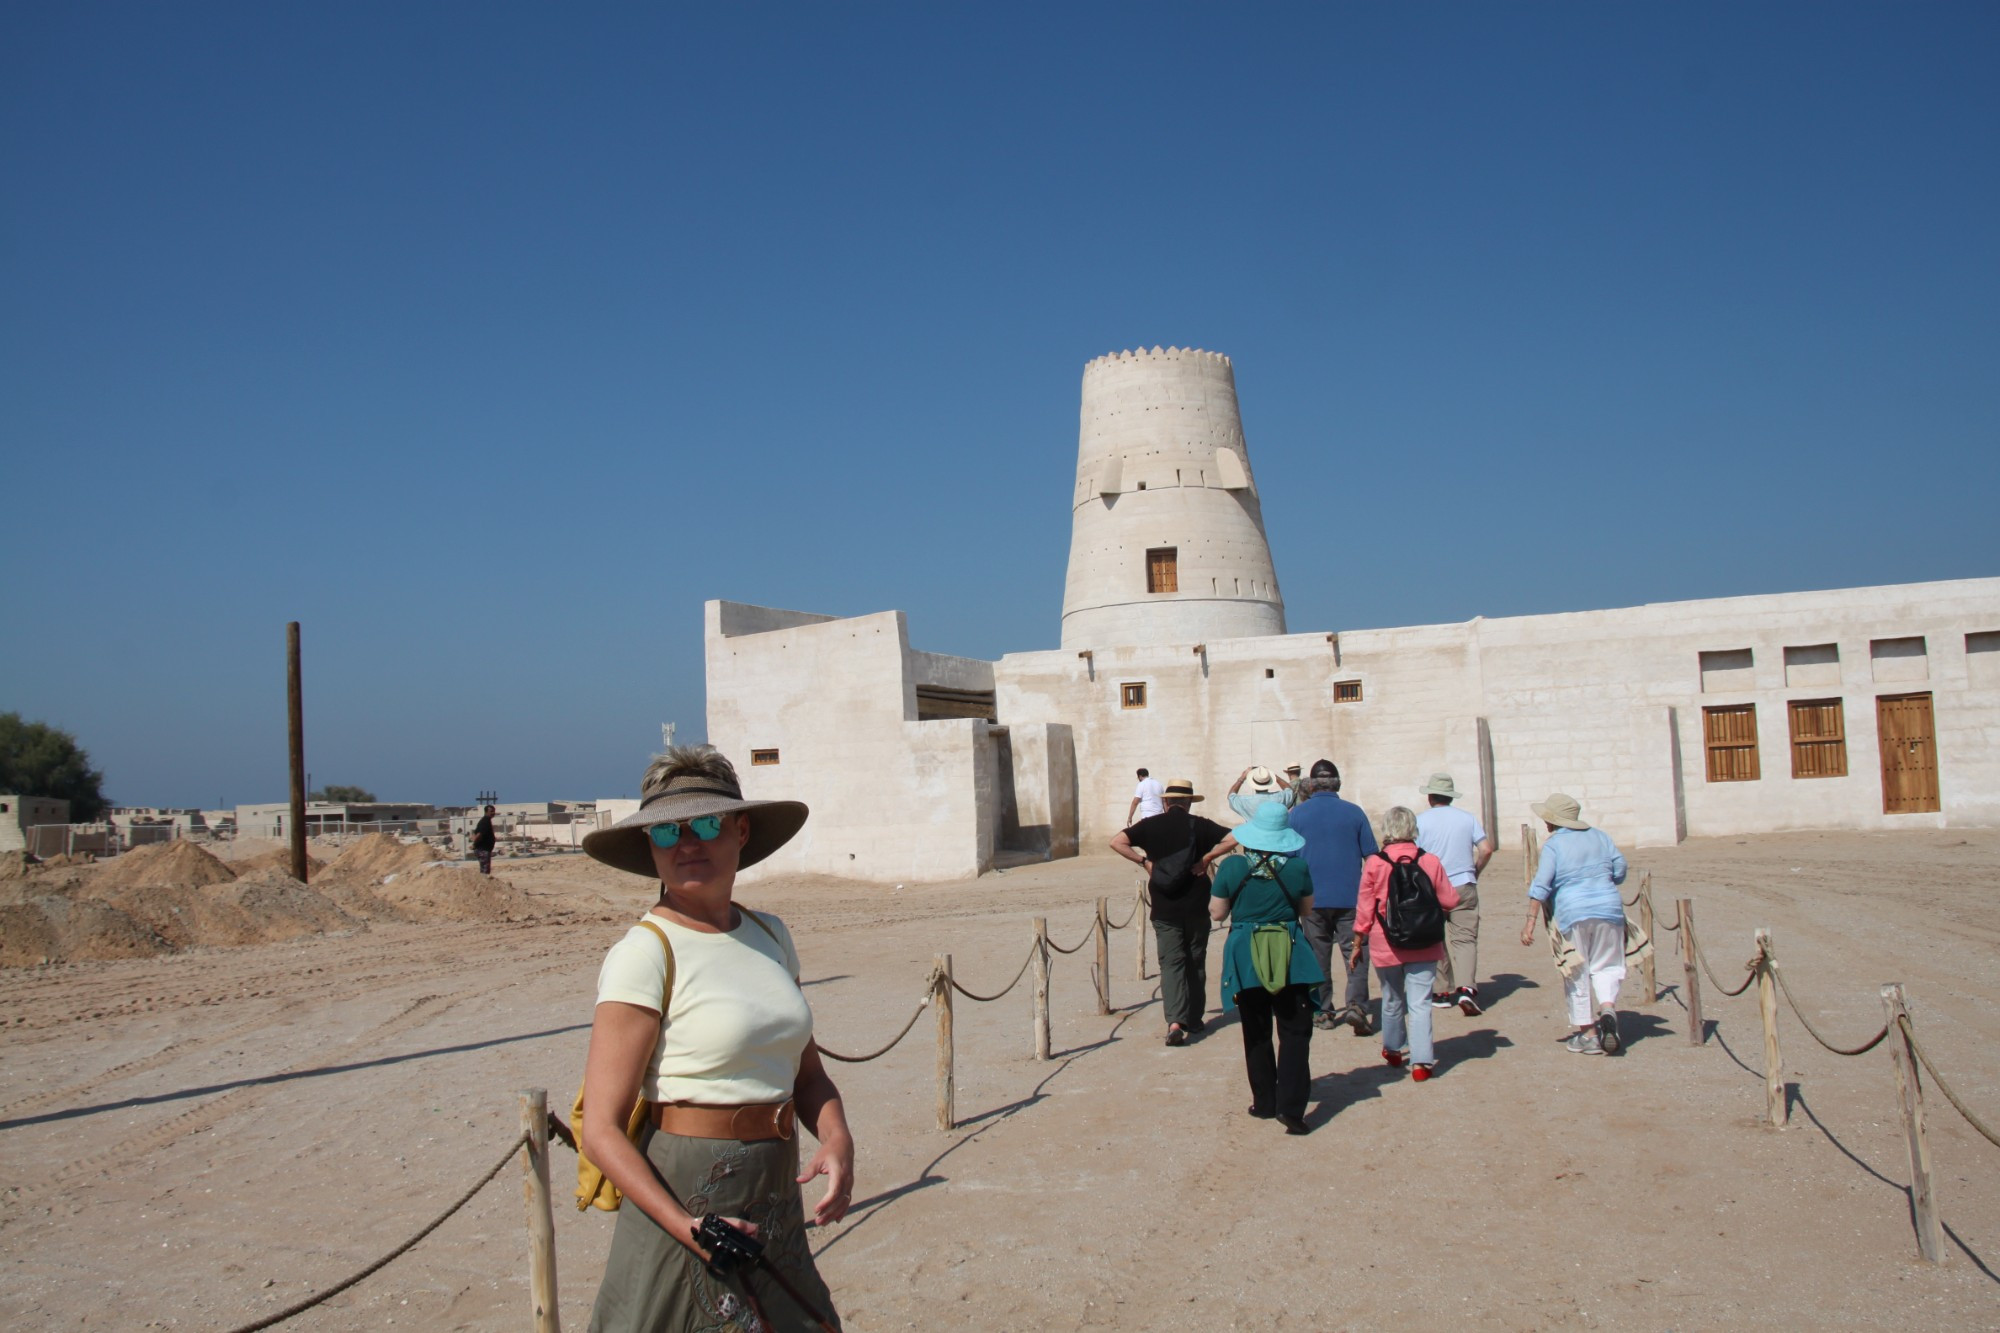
[0,851,31,881]
[91,840,238,891]
[94,873,361,951]
[232,846,326,878]
[320,834,440,883]
[350,864,541,924]
[0,895,171,967]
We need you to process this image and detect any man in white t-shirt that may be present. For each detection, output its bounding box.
[1414,772,1493,1015]
[1127,768,1165,827]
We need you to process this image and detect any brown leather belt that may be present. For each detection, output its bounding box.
[652,1099,795,1142]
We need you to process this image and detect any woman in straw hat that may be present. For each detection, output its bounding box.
[1519,792,1630,1056]
[578,745,847,1331]
[1209,801,1328,1134]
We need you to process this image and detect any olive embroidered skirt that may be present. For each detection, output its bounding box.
[588,1127,841,1333]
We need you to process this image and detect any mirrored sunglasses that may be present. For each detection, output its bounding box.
[648,815,725,848]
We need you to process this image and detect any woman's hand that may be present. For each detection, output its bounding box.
[797,1129,855,1226]
[685,1214,760,1261]
[1519,917,1537,947]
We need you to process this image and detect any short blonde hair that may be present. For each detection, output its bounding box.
[1379,805,1419,844]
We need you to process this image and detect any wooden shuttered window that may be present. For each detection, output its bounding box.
[1787,699,1847,779]
[1146,547,1178,594]
[1702,704,1760,782]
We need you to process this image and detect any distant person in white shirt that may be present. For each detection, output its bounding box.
[1127,768,1165,827]
[1414,773,1493,1015]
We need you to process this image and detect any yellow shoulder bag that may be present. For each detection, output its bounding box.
[571,909,787,1212]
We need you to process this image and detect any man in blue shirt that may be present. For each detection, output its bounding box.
[1286,760,1379,1034]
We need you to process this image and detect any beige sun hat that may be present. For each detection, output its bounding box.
[1421,772,1465,801]
[1163,778,1204,803]
[1531,792,1589,831]
[1246,765,1281,793]
[582,749,808,879]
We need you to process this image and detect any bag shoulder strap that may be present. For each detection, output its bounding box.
[636,917,675,1015]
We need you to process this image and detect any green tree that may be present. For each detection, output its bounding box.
[310,784,378,803]
[0,713,107,822]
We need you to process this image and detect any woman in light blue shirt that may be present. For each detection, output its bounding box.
[1519,793,1629,1055]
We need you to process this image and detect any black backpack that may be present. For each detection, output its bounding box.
[1376,851,1445,950]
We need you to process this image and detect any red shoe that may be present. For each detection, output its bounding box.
[1410,1063,1435,1082]
[1381,1048,1405,1068]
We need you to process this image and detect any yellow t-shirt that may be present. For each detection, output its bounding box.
[594,909,813,1105]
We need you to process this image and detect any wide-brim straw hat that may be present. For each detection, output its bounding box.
[1163,778,1204,803]
[1234,800,1306,854]
[1246,765,1282,793]
[1531,792,1589,831]
[582,772,809,879]
[1421,772,1464,801]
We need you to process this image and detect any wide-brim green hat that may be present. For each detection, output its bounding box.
[582,771,808,879]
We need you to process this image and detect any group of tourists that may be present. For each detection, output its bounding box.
[563,744,1633,1329]
[1114,760,1632,1131]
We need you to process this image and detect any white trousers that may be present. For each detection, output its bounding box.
[1564,917,1626,1026]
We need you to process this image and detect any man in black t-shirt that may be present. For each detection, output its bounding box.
[472,805,497,875]
[1110,777,1227,1046]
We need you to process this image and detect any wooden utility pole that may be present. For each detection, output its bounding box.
[934,955,955,1131]
[1881,984,1944,1263]
[518,1089,561,1333]
[1680,899,1704,1046]
[1755,928,1786,1127]
[286,622,308,883]
[1032,920,1051,1061]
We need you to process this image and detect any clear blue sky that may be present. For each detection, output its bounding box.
[3,3,1996,809]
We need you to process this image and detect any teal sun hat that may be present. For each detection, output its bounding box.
[1234,799,1305,855]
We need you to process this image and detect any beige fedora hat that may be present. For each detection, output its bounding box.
[1163,777,1204,803]
[583,750,808,879]
[1246,765,1281,792]
[1531,792,1589,831]
[1421,772,1465,801]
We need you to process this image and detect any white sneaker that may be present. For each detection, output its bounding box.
[1565,1030,1605,1055]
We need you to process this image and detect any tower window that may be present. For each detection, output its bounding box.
[1146,548,1178,594]
[751,749,780,766]
[1265,668,1275,679]
[1121,682,1148,709]
[1335,680,1363,703]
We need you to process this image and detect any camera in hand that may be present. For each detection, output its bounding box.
[695,1213,764,1277]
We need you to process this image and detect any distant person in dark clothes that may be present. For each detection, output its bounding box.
[473,805,497,874]
[1112,778,1228,1046]
[1283,760,1380,1036]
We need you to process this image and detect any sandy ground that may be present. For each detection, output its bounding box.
[3,829,1998,1330]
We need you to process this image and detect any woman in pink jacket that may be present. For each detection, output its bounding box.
[1349,806,1462,1081]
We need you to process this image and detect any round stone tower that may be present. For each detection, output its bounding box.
[1060,346,1286,649]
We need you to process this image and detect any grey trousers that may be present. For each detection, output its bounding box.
[1153,916,1210,1029]
[1301,907,1371,1014]
[1433,881,1481,994]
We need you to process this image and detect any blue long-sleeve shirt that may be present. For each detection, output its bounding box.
[1528,826,1628,932]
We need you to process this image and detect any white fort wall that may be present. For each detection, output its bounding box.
[997,576,2000,853]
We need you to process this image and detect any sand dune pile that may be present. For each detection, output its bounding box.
[1,833,545,967]
[231,846,326,878]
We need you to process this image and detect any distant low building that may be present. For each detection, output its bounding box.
[0,795,70,855]
[235,801,440,840]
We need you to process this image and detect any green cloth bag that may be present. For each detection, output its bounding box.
[1250,923,1292,994]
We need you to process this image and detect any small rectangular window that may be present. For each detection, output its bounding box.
[1264,668,1275,679]
[1121,682,1147,709]
[1783,643,1840,689]
[1970,631,2000,687]
[1699,648,1755,693]
[1787,699,1847,779]
[1870,636,1928,684]
[1703,704,1761,782]
[1334,680,1363,703]
[1146,548,1178,594]
[750,749,780,766]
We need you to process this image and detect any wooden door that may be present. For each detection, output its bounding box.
[1876,693,1940,814]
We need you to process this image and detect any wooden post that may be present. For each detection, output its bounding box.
[1680,899,1704,1046]
[1637,872,1656,1005]
[1094,897,1110,1015]
[1134,887,1147,981]
[1032,921,1051,1062]
[286,622,308,884]
[518,1089,561,1333]
[1755,929,1786,1127]
[1882,984,1945,1263]
[934,955,954,1131]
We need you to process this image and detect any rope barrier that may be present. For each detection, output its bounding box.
[1045,923,1096,955]
[1768,961,1889,1057]
[1903,1016,2000,1151]
[1103,898,1140,931]
[817,978,937,1064]
[1694,934,1761,998]
[948,945,1037,1003]
[223,1131,529,1333]
[1657,901,1681,933]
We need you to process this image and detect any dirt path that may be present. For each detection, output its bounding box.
[3,831,1997,1329]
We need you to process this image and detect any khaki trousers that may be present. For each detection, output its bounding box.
[1432,880,1480,994]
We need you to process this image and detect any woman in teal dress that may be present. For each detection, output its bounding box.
[1209,801,1328,1134]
